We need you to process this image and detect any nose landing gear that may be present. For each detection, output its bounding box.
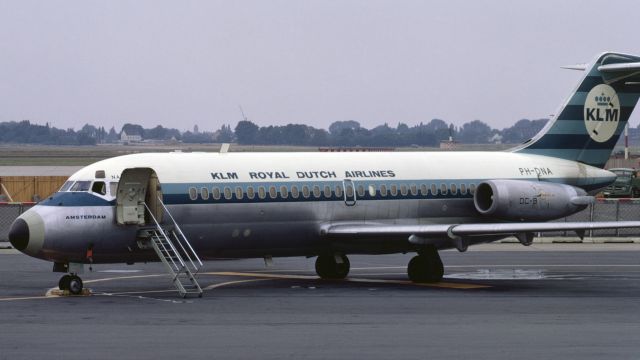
[58,274,84,295]
[54,262,86,295]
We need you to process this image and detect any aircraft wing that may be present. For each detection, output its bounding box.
[322,221,640,250]
[323,221,640,237]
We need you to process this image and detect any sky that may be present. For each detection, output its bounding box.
[1,0,640,132]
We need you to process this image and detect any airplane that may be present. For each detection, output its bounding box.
[8,51,640,297]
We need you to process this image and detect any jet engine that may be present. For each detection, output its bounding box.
[473,179,593,221]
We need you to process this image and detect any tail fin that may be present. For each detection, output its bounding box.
[513,52,640,168]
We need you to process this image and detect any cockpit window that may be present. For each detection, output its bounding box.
[91,181,107,195]
[70,181,91,192]
[60,181,74,192]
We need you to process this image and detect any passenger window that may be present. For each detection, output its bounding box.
[431,184,438,196]
[291,185,300,199]
[189,187,198,200]
[313,185,321,198]
[235,187,244,200]
[323,185,332,198]
[247,186,255,199]
[269,186,277,199]
[390,185,398,196]
[460,184,467,195]
[440,184,448,195]
[368,185,376,197]
[212,187,221,200]
[91,181,106,195]
[345,184,354,198]
[201,187,210,200]
[469,183,476,195]
[302,185,311,198]
[223,187,232,200]
[420,184,428,196]
[60,181,74,192]
[280,185,288,199]
[357,185,365,198]
[335,185,343,197]
[380,184,388,197]
[450,184,457,195]
[410,184,417,196]
[400,185,408,196]
[70,181,91,192]
[258,186,266,199]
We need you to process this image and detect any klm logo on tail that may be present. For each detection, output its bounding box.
[514,52,640,168]
[584,84,620,143]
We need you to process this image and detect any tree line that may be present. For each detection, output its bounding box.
[3,117,634,147]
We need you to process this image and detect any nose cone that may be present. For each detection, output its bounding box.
[8,209,45,258]
[8,218,29,251]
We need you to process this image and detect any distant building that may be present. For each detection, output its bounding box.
[439,140,458,150]
[120,129,142,142]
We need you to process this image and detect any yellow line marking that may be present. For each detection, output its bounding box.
[84,274,168,284]
[208,271,490,289]
[0,295,51,301]
[204,278,272,290]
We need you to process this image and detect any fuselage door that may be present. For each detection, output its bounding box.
[343,179,357,206]
[115,168,163,225]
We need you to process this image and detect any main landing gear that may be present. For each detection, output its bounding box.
[315,254,350,279]
[407,245,444,283]
[58,274,84,295]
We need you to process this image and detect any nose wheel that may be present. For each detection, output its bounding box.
[58,274,84,295]
[407,245,444,283]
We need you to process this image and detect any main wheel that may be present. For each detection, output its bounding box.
[68,275,83,295]
[315,254,350,279]
[58,275,72,290]
[407,252,444,283]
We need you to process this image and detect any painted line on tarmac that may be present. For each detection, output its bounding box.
[0,295,52,301]
[209,271,490,289]
[204,278,272,290]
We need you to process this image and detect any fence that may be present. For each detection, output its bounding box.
[0,176,68,203]
[0,203,36,242]
[1,199,639,242]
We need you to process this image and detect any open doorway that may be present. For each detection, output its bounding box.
[116,168,163,225]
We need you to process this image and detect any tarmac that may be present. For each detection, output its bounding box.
[1,243,640,360]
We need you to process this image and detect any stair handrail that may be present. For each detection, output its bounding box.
[143,202,185,270]
[156,195,203,267]
[169,230,200,274]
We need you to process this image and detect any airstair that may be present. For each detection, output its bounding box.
[142,199,203,298]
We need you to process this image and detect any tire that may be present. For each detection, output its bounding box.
[408,256,428,282]
[407,254,444,283]
[315,254,350,279]
[58,275,71,290]
[68,276,83,295]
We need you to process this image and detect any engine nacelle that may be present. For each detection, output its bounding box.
[473,179,591,221]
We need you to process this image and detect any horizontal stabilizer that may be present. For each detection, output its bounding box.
[560,64,587,71]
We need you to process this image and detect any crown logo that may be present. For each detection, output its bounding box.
[595,93,611,106]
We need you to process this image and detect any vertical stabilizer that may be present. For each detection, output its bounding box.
[513,52,640,168]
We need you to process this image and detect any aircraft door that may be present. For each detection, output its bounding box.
[343,179,357,206]
[116,168,163,225]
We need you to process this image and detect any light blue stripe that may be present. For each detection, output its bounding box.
[546,119,626,135]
